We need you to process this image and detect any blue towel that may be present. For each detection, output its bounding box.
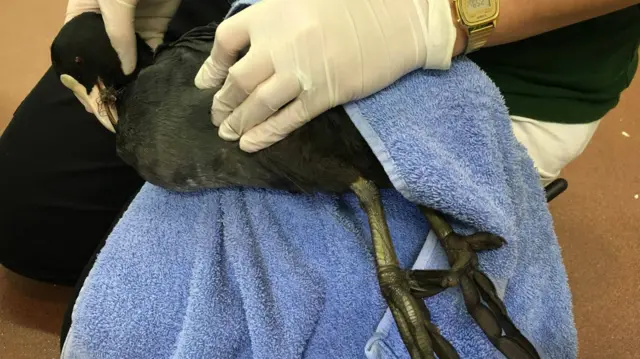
[61,2,577,358]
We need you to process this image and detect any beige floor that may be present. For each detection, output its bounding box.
[1,1,639,358]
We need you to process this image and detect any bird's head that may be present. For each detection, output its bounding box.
[50,12,153,133]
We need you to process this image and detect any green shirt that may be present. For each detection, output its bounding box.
[467,5,640,124]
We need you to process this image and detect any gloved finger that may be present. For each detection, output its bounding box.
[135,0,181,50]
[65,0,100,23]
[99,0,139,75]
[211,51,275,126]
[238,98,319,153]
[218,72,302,141]
[194,10,252,90]
[134,17,171,50]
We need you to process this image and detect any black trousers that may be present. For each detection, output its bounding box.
[0,0,232,348]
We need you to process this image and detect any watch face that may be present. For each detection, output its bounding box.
[469,0,492,10]
[460,0,498,25]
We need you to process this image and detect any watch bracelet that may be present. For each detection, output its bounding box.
[465,23,494,54]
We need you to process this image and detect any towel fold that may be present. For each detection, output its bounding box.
[61,2,577,358]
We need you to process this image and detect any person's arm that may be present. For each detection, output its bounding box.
[195,0,640,153]
[452,0,640,55]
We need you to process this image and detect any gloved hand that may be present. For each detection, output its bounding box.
[65,0,182,75]
[195,0,458,152]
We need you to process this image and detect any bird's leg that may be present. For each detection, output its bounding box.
[419,207,541,359]
[350,178,459,359]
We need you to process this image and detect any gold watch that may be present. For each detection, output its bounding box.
[453,0,499,54]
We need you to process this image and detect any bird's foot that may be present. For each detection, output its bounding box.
[420,207,541,359]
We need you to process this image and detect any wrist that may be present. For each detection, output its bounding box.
[419,0,458,70]
[450,1,468,57]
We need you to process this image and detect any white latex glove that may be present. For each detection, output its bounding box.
[65,0,182,75]
[195,0,457,152]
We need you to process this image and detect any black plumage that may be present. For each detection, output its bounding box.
[52,13,390,194]
[50,12,541,359]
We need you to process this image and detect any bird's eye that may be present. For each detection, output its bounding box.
[74,56,83,65]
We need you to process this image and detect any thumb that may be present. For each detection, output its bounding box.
[99,0,139,75]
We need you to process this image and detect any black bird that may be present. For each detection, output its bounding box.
[51,12,543,359]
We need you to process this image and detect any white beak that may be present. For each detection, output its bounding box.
[59,74,119,133]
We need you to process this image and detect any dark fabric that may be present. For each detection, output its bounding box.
[164,0,235,43]
[468,5,640,124]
